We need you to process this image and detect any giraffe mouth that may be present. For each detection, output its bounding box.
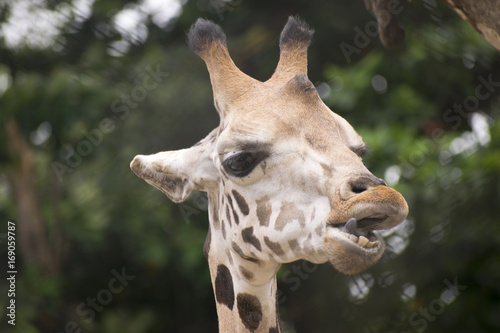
[328,217,383,249]
[323,216,388,275]
[325,185,408,251]
[322,184,408,274]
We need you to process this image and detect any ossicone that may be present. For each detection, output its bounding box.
[279,16,314,50]
[268,16,315,85]
[187,18,227,56]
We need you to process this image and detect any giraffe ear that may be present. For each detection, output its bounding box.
[130,144,218,203]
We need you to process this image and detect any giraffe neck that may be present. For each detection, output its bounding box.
[206,250,281,333]
[205,193,282,332]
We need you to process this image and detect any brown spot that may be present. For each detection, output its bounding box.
[239,265,254,281]
[232,242,260,265]
[225,205,232,227]
[275,201,305,231]
[227,194,234,211]
[215,264,234,310]
[288,239,301,255]
[256,196,272,227]
[232,208,240,225]
[242,227,262,251]
[264,237,286,258]
[237,293,263,331]
[227,195,239,225]
[232,190,249,215]
[269,328,279,333]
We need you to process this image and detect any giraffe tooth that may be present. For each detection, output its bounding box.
[349,234,358,243]
[366,240,378,248]
[357,236,369,247]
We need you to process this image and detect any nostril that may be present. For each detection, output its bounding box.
[342,175,386,200]
[349,175,385,195]
[350,181,368,194]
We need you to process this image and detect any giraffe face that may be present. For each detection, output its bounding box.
[130,18,408,277]
[209,77,407,275]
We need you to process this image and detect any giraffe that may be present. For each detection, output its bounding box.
[130,17,409,333]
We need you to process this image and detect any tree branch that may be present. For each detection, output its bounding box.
[442,0,500,52]
[364,0,406,48]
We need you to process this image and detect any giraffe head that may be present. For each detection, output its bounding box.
[131,17,408,278]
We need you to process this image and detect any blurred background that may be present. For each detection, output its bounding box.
[1,0,500,332]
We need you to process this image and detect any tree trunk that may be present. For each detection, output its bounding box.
[5,117,58,275]
[364,0,500,52]
[364,0,406,48]
[442,0,500,52]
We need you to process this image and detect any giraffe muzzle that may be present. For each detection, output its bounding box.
[330,185,408,230]
[322,185,408,275]
[349,185,409,230]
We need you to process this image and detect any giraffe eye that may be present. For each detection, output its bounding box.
[223,152,260,177]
